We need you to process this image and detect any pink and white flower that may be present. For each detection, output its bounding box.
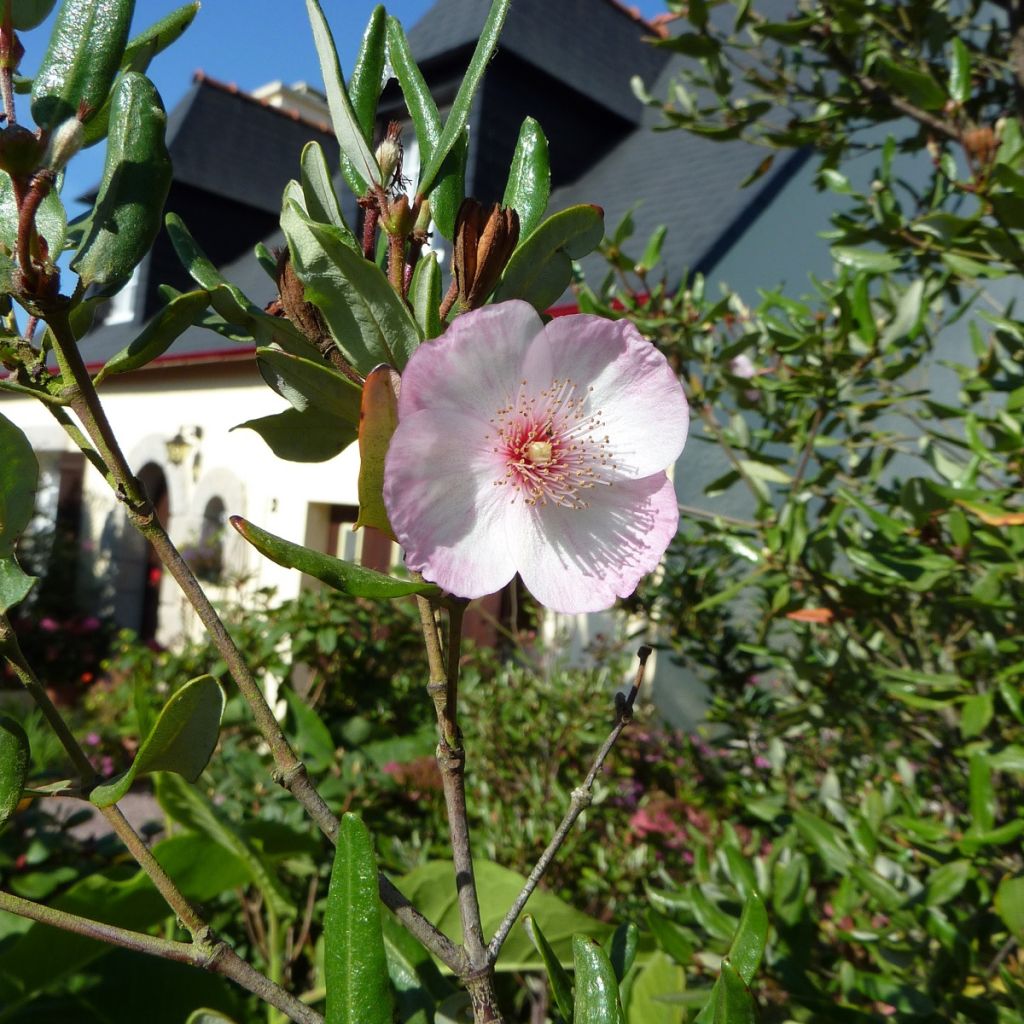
[383,300,689,613]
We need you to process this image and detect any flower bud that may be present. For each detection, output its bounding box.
[452,199,520,311]
[375,120,403,188]
[380,194,414,237]
[45,117,84,172]
[0,124,44,178]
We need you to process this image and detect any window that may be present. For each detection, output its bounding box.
[103,266,140,325]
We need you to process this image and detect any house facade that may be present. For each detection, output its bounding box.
[3,0,829,723]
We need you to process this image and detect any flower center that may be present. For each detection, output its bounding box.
[490,377,615,508]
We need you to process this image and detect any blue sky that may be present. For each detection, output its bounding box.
[18,0,671,219]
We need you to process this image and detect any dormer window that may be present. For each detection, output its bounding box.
[103,266,140,325]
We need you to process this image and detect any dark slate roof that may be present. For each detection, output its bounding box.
[549,46,808,286]
[163,74,339,215]
[406,0,668,124]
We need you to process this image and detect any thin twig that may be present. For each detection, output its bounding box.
[0,891,323,1024]
[487,645,653,961]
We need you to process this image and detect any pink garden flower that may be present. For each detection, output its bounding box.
[383,300,689,613]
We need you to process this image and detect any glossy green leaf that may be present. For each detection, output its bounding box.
[0,715,29,828]
[573,935,626,1024]
[282,199,421,371]
[10,0,58,29]
[82,3,200,147]
[90,675,225,807]
[605,922,639,983]
[524,915,574,1022]
[31,0,133,129]
[873,55,946,110]
[0,557,36,613]
[340,5,387,192]
[305,0,380,194]
[94,288,211,383]
[72,72,172,291]
[925,859,971,906]
[355,365,399,538]
[831,246,903,274]
[281,688,335,775]
[300,143,356,246]
[230,515,437,598]
[996,876,1024,942]
[385,17,442,175]
[430,128,469,241]
[968,752,995,832]
[494,204,604,311]
[794,809,853,872]
[410,251,442,339]
[502,117,551,240]
[646,910,694,967]
[324,813,394,1024]
[235,406,358,463]
[0,412,38,559]
[255,347,362,424]
[418,0,511,195]
[627,951,685,1024]
[0,172,67,257]
[726,890,768,985]
[713,959,756,1024]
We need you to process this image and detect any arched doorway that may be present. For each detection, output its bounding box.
[136,463,169,643]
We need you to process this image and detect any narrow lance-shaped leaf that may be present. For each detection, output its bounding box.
[385,16,442,171]
[305,0,381,194]
[573,934,626,1024]
[604,921,639,983]
[90,675,225,807]
[524,915,574,1023]
[341,5,387,190]
[31,0,133,129]
[355,366,400,539]
[0,413,39,613]
[324,814,394,1024]
[300,142,357,244]
[230,516,439,599]
[94,288,211,383]
[410,251,442,339]
[430,128,469,241]
[712,959,756,1024]
[949,37,971,105]
[418,0,512,195]
[502,117,551,240]
[724,890,768,984]
[0,715,29,828]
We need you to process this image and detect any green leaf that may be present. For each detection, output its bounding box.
[281,200,421,372]
[879,278,924,348]
[94,288,211,383]
[410,251,442,339]
[324,814,394,1024]
[355,365,399,538]
[946,38,970,102]
[431,128,469,241]
[90,675,225,807]
[968,753,996,832]
[960,692,994,739]
[524,915,574,1022]
[255,347,362,424]
[10,0,57,30]
[0,714,29,828]
[300,142,357,245]
[494,204,604,311]
[873,55,946,111]
[794,810,853,872]
[502,117,551,240]
[30,0,133,129]
[72,72,172,291]
[646,909,694,967]
[235,406,358,463]
[418,0,511,195]
[605,922,639,983]
[385,17,442,175]
[0,557,36,614]
[339,4,387,193]
[184,1011,239,1024]
[713,958,756,1024]
[0,412,39,559]
[573,935,626,1024]
[399,860,609,970]
[724,890,767,985]
[383,915,454,1024]
[995,876,1024,943]
[305,0,380,194]
[230,515,437,598]
[627,951,686,1024]
[82,3,201,148]
[282,688,336,775]
[831,246,903,274]
[925,860,971,906]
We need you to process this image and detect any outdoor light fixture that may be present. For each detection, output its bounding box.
[165,426,203,466]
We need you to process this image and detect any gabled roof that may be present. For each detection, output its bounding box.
[163,73,338,215]
[406,0,668,124]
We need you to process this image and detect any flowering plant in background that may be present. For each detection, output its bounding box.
[384,301,689,613]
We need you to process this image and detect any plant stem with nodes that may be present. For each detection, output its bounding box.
[37,307,461,970]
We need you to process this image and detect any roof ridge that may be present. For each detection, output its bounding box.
[190,70,333,136]
[601,0,674,38]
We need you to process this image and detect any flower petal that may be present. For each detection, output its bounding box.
[398,300,542,421]
[523,314,688,479]
[384,408,517,599]
[506,473,679,613]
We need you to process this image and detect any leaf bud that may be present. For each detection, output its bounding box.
[374,120,404,189]
[452,198,520,311]
[380,194,414,238]
[44,116,84,172]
